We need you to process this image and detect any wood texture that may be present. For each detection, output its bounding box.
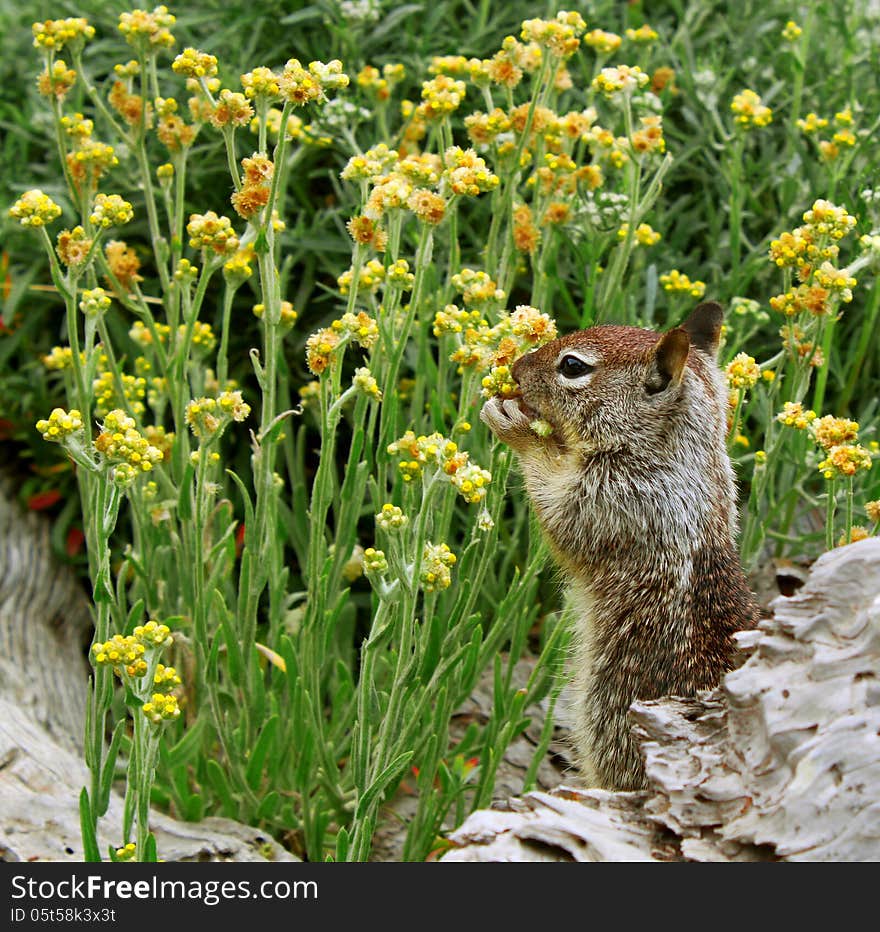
[445,537,880,861]
[0,480,294,862]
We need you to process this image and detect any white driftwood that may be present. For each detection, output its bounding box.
[445,537,880,862]
[0,480,294,862]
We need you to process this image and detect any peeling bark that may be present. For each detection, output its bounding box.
[445,538,880,862]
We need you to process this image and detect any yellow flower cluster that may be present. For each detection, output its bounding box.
[796,112,828,134]
[730,89,772,128]
[32,17,95,51]
[305,328,342,375]
[353,367,382,400]
[420,542,457,592]
[118,6,176,50]
[810,415,859,450]
[592,64,649,97]
[451,269,506,308]
[660,270,706,297]
[252,300,298,330]
[776,402,817,430]
[90,193,134,229]
[37,60,77,100]
[56,226,93,267]
[279,58,349,107]
[154,663,181,687]
[449,303,556,372]
[79,287,111,317]
[42,346,77,370]
[36,407,84,442]
[626,24,659,43]
[814,261,856,303]
[210,89,254,129]
[480,365,518,399]
[618,222,661,246]
[725,353,760,390]
[520,12,587,59]
[172,47,218,79]
[433,304,484,336]
[769,200,859,320]
[387,431,491,504]
[443,146,500,196]
[782,20,802,41]
[363,547,388,575]
[187,210,239,254]
[420,74,466,120]
[583,30,622,55]
[142,693,181,724]
[817,445,873,481]
[9,189,62,228]
[185,391,251,440]
[375,503,408,532]
[337,258,386,295]
[92,634,148,677]
[94,410,164,482]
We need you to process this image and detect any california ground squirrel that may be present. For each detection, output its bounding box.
[481,302,759,790]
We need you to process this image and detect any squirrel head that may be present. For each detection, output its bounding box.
[506,302,724,456]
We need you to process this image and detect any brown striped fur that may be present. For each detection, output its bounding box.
[480,303,758,789]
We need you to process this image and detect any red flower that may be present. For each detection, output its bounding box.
[66,527,85,556]
[27,488,62,510]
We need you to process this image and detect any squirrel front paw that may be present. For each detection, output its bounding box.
[480,396,547,453]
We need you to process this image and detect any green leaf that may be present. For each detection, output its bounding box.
[97,719,126,816]
[335,826,350,863]
[143,833,158,862]
[355,751,414,823]
[165,716,209,768]
[79,789,101,862]
[177,462,195,521]
[246,714,279,791]
[205,759,238,820]
[256,790,281,822]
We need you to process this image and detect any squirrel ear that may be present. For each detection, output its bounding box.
[680,301,724,357]
[645,328,689,395]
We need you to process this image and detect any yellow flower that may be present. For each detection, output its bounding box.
[809,415,859,451]
[618,222,661,246]
[32,17,94,51]
[795,112,828,134]
[172,47,218,78]
[353,367,382,401]
[731,89,772,128]
[659,270,705,297]
[305,328,342,375]
[818,444,873,480]
[583,30,621,55]
[781,21,802,41]
[725,353,760,390]
[36,407,84,442]
[118,6,176,50]
[9,189,62,228]
[420,541,457,592]
[839,526,870,546]
[241,66,280,101]
[592,64,649,97]
[187,210,239,254]
[142,693,181,724]
[37,60,77,99]
[375,504,407,532]
[776,402,816,430]
[90,193,133,229]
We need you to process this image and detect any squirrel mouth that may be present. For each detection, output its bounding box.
[514,395,548,425]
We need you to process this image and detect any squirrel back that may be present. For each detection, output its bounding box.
[481,302,759,789]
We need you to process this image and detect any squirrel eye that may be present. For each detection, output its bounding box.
[557,355,594,379]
